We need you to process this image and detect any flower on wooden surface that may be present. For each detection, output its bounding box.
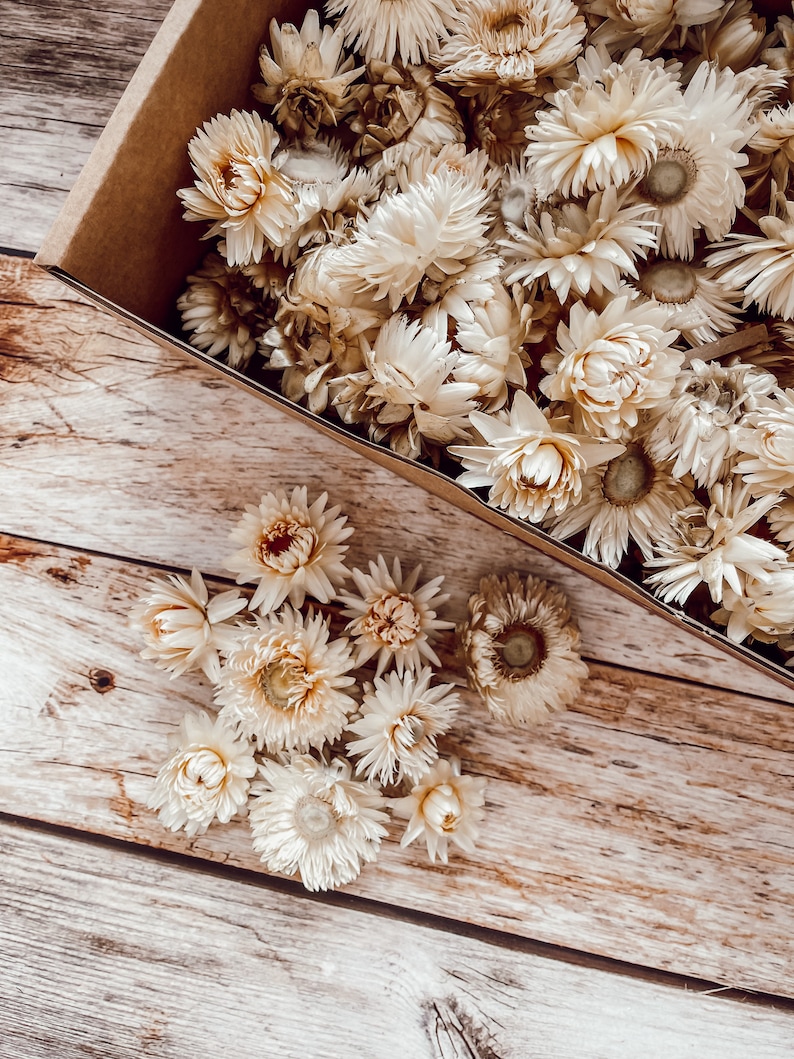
[325,0,459,65]
[346,666,460,785]
[451,390,624,523]
[177,110,298,266]
[392,756,486,864]
[339,554,453,676]
[249,753,388,890]
[253,10,364,137]
[435,0,586,93]
[129,568,247,683]
[215,607,357,753]
[540,294,683,441]
[148,711,257,838]
[225,486,352,614]
[457,571,588,725]
[545,436,695,568]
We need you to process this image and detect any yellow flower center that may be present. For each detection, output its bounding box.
[259,659,304,709]
[640,149,697,206]
[602,444,656,507]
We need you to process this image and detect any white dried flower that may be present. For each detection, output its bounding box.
[346,666,461,785]
[768,494,794,546]
[688,0,769,73]
[469,87,539,166]
[458,571,588,725]
[148,711,257,838]
[326,0,458,65]
[392,757,486,865]
[452,282,528,410]
[524,48,685,199]
[339,555,453,676]
[225,486,352,614]
[435,0,586,93]
[585,0,723,54]
[177,110,298,266]
[500,187,659,302]
[130,568,247,683]
[628,259,744,346]
[451,390,624,523]
[645,480,788,605]
[712,563,794,644]
[540,295,683,440]
[249,754,389,891]
[215,607,357,753]
[735,388,794,496]
[545,438,695,568]
[646,359,777,488]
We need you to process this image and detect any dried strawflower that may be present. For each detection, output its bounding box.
[469,87,538,166]
[177,110,298,266]
[339,554,453,676]
[735,388,794,496]
[687,0,769,72]
[215,607,357,753]
[451,390,624,523]
[326,0,458,66]
[130,568,247,683]
[585,0,723,54]
[148,711,257,838]
[346,666,460,785]
[392,757,486,864]
[225,486,352,614]
[249,754,388,891]
[712,563,794,644]
[628,259,744,345]
[768,494,794,546]
[458,571,588,724]
[452,281,528,410]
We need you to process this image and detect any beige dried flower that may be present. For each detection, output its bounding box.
[712,563,794,644]
[585,0,723,54]
[735,388,794,496]
[457,571,588,725]
[469,87,538,166]
[628,259,744,345]
[708,201,794,321]
[392,757,487,864]
[326,0,459,66]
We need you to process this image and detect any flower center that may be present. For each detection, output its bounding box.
[494,622,546,677]
[640,149,697,205]
[294,794,338,840]
[422,784,462,833]
[364,593,422,646]
[638,261,698,304]
[393,713,427,750]
[259,659,303,709]
[602,444,656,507]
[256,517,316,572]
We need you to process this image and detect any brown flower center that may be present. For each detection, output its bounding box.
[256,517,316,572]
[363,593,422,646]
[602,444,656,507]
[638,260,698,304]
[640,149,697,205]
[294,794,337,840]
[494,622,546,678]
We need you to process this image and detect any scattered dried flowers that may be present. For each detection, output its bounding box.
[174,2,794,673]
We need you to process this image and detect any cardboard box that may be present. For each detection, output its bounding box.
[35,0,794,692]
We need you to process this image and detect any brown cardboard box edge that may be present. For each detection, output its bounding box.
[34,0,794,693]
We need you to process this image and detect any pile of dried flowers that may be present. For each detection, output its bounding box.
[132,487,587,890]
[174,0,794,669]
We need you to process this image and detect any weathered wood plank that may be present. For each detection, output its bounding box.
[1,535,792,995]
[3,821,792,1059]
[2,254,790,701]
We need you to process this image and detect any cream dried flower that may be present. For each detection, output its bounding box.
[712,563,794,644]
[215,606,357,754]
[469,87,538,166]
[339,554,453,676]
[500,187,659,302]
[130,568,247,683]
[452,281,528,410]
[545,438,695,568]
[768,494,794,547]
[646,359,777,488]
[148,711,257,838]
[458,571,588,724]
[707,201,794,320]
[540,295,683,440]
[177,110,298,266]
[326,0,458,65]
[645,480,788,605]
[628,259,744,345]
[392,757,486,865]
[346,666,461,785]
[524,48,685,199]
[585,0,723,54]
[687,0,770,72]
[435,0,586,94]
[735,388,794,496]
[253,10,364,137]
[450,390,624,523]
[249,754,389,891]
[225,486,352,614]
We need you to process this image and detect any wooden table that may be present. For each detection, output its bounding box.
[2,3,794,1055]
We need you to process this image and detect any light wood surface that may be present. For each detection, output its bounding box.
[3,1,794,1053]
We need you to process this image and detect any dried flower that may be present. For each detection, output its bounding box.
[735,388,794,496]
[326,0,458,66]
[585,0,723,54]
[130,568,247,683]
[768,493,794,547]
[707,202,794,320]
[392,757,486,864]
[628,259,744,345]
[225,486,352,614]
[249,754,388,890]
[339,554,453,676]
[712,563,794,644]
[148,711,257,838]
[458,571,588,724]
[469,87,538,166]
[346,666,460,784]
[215,607,357,753]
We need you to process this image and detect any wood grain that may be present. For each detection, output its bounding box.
[1,533,792,996]
[2,254,791,702]
[3,820,792,1059]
